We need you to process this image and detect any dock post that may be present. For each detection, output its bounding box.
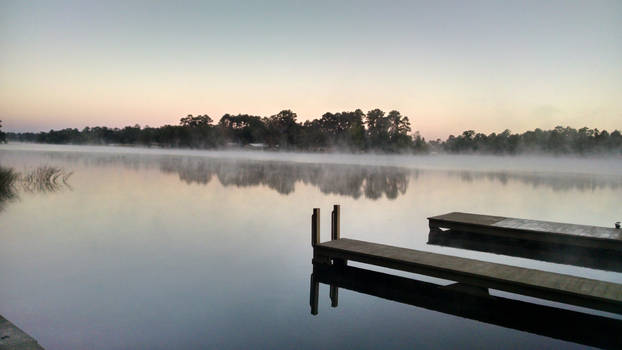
[330,285,339,308]
[312,208,320,247]
[312,208,331,265]
[310,273,319,315]
[331,205,340,240]
[331,204,347,267]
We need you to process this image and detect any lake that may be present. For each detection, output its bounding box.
[1,143,621,349]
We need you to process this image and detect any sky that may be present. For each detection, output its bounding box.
[0,0,620,139]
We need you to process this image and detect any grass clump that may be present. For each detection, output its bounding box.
[0,165,72,211]
[0,166,18,199]
[21,166,73,192]
[0,166,19,210]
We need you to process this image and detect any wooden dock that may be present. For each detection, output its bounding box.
[0,315,44,350]
[312,206,622,315]
[428,212,622,251]
[311,264,622,349]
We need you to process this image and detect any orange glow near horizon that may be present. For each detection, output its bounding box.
[1,1,620,139]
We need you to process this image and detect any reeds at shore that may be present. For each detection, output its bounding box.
[0,166,18,201]
[20,166,73,192]
[0,166,72,210]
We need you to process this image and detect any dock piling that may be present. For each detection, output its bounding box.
[331,205,340,240]
[312,208,331,264]
[330,285,339,307]
[331,204,347,266]
[310,274,319,315]
[312,208,320,247]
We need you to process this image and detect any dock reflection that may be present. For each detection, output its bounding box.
[428,229,622,273]
[310,264,622,349]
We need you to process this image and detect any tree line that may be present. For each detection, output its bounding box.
[0,120,6,143]
[3,112,622,155]
[436,126,622,155]
[6,109,426,153]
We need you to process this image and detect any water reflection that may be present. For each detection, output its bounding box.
[2,146,622,349]
[428,229,622,273]
[3,149,622,200]
[160,158,411,199]
[451,170,622,192]
[310,264,622,349]
[0,166,71,212]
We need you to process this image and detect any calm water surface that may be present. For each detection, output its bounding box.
[1,144,621,349]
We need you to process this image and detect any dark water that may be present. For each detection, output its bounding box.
[1,144,621,349]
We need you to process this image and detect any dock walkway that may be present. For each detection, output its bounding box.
[0,315,43,350]
[428,212,622,251]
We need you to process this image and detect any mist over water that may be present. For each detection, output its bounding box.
[3,143,622,195]
[1,143,621,350]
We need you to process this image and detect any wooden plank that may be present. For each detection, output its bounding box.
[312,264,622,349]
[495,218,621,239]
[428,212,622,250]
[0,315,44,350]
[430,212,506,226]
[314,238,622,314]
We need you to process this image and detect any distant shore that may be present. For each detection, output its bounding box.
[4,111,621,156]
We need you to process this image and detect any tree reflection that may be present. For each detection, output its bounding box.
[158,158,411,200]
[449,170,622,192]
[6,150,622,196]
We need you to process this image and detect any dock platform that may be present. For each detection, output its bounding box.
[428,212,622,251]
[0,315,43,350]
[311,206,622,315]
